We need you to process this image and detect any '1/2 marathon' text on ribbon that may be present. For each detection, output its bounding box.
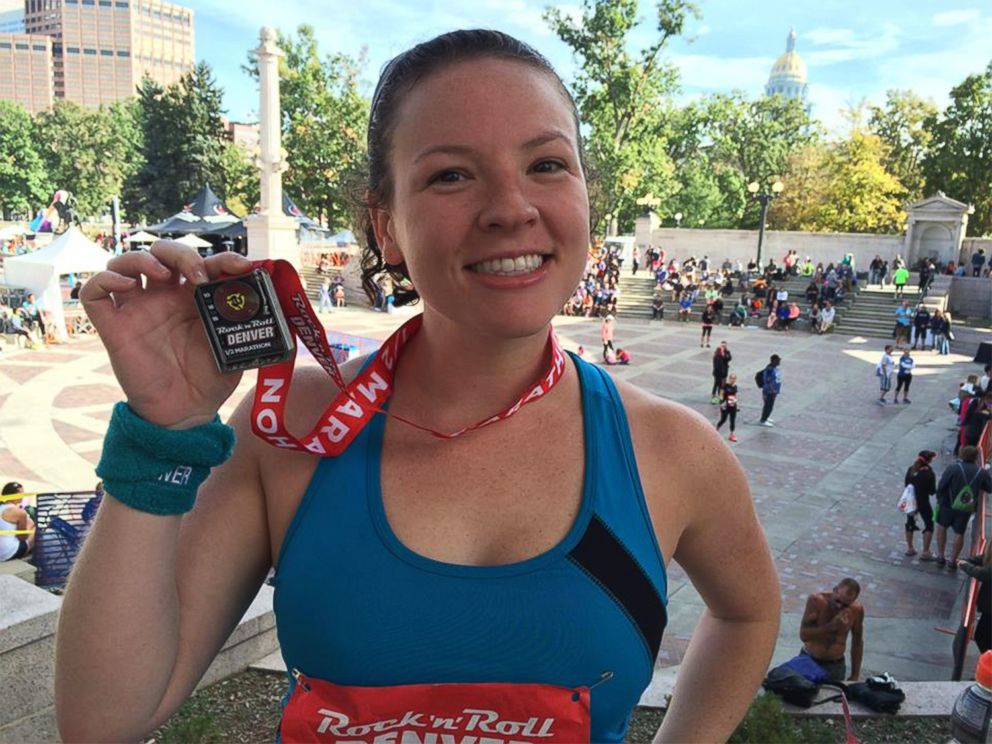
[247,259,567,457]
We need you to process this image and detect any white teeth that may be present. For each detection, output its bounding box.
[471,254,545,275]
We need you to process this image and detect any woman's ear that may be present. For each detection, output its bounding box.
[370,206,404,266]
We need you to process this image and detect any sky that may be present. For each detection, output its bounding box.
[189,0,992,135]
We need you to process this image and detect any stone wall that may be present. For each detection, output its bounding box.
[0,576,277,743]
[948,276,992,319]
[633,225,905,267]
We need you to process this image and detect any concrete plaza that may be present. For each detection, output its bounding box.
[1,305,988,689]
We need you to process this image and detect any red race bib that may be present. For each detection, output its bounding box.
[280,670,591,744]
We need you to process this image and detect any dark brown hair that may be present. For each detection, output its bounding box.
[837,577,861,597]
[355,29,582,306]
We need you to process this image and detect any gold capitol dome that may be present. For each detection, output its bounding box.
[765,28,809,104]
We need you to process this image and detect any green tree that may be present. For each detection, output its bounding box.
[246,24,369,229]
[817,122,906,234]
[659,102,726,227]
[220,139,258,218]
[544,0,700,234]
[34,99,142,219]
[704,92,819,228]
[768,143,830,231]
[777,110,906,234]
[0,100,50,220]
[869,90,937,203]
[922,60,992,236]
[125,63,230,222]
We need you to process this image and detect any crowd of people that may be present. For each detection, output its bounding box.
[561,243,622,317]
[647,251,858,335]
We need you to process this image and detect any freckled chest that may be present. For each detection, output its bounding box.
[379,390,585,567]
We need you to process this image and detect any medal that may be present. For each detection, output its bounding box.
[201,260,567,456]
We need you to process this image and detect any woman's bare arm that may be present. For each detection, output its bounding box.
[621,388,780,742]
[55,397,271,742]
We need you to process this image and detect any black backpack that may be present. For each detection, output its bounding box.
[754,369,766,389]
[845,679,905,714]
[762,666,819,708]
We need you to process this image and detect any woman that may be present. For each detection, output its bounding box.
[808,301,821,334]
[877,345,896,405]
[0,482,34,561]
[700,302,716,347]
[601,313,616,359]
[903,451,937,559]
[961,390,992,448]
[715,372,739,443]
[930,309,946,354]
[711,340,732,404]
[58,31,778,743]
[893,349,914,404]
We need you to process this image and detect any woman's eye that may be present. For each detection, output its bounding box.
[533,160,565,174]
[430,170,464,184]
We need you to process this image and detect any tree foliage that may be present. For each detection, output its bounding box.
[220,140,259,218]
[246,24,369,229]
[772,110,906,234]
[124,63,230,222]
[868,90,936,204]
[704,92,819,228]
[545,0,699,233]
[922,60,992,236]
[0,100,50,220]
[33,99,142,219]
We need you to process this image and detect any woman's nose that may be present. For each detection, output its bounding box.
[477,177,539,231]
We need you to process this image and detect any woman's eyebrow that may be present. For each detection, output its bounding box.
[412,129,575,164]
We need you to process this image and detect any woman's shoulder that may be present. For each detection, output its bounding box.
[612,380,730,468]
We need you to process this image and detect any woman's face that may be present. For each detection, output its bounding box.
[372,57,590,339]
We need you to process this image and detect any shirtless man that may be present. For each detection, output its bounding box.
[798,578,864,681]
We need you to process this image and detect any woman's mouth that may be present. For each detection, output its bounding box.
[468,254,547,277]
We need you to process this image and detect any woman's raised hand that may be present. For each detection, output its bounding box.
[80,241,253,428]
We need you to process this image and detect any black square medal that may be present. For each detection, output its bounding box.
[194,269,295,373]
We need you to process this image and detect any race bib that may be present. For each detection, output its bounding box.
[280,671,591,744]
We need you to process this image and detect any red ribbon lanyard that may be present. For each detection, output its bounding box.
[249,260,567,456]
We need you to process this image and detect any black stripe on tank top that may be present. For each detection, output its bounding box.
[567,514,667,660]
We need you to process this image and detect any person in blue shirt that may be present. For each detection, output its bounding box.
[893,349,915,404]
[759,354,782,426]
[678,293,693,321]
[894,301,912,349]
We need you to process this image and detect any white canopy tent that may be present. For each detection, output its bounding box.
[3,227,110,341]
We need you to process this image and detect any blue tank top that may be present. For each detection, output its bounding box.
[273,353,668,743]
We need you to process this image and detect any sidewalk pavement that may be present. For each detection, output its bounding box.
[0,306,986,688]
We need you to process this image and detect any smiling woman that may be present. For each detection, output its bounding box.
[56,29,779,744]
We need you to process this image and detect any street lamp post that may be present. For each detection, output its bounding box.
[747,179,783,268]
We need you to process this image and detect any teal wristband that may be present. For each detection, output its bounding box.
[96,402,236,515]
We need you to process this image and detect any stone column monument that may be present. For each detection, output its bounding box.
[245,27,301,267]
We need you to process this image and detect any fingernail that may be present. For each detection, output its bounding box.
[193,268,208,283]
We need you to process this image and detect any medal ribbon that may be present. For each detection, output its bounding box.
[248,259,567,456]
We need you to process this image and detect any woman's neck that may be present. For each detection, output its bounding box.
[389,311,558,431]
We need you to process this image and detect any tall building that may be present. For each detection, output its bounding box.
[0,0,24,33]
[765,28,809,111]
[17,0,194,109]
[0,31,53,112]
